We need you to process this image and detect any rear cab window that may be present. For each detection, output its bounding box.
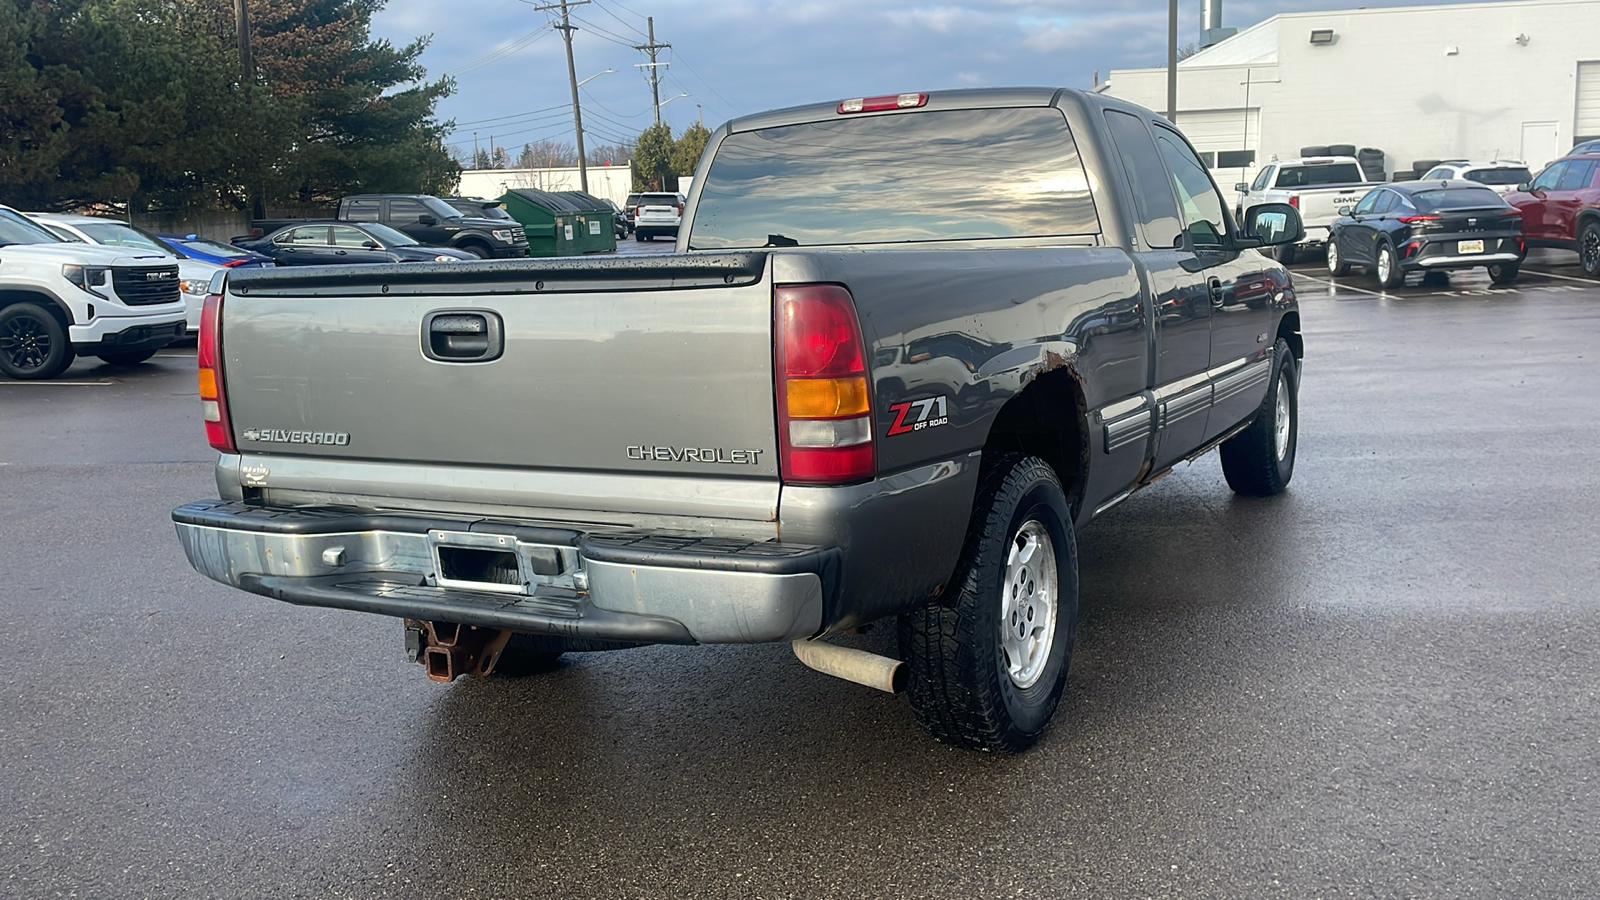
[1274,162,1365,187]
[687,107,1101,249]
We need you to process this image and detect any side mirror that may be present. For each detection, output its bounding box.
[1516,183,1530,192]
[1241,202,1305,248]
[363,241,380,249]
[1234,182,1250,193]
[1337,206,1352,216]
[418,215,437,226]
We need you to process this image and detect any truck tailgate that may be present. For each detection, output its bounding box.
[218,254,780,482]
[1296,185,1369,228]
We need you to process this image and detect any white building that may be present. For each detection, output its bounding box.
[456,164,634,207]
[1106,0,1600,186]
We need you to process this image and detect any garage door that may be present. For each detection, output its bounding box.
[1173,108,1261,181]
[1578,61,1600,144]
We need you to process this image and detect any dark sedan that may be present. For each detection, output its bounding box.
[1327,181,1525,288]
[235,221,477,266]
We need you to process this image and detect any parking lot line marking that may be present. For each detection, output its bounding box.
[0,380,115,386]
[1519,268,1594,284]
[1291,272,1390,298]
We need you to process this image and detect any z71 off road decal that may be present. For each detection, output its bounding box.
[887,396,949,436]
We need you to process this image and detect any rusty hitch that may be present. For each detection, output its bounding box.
[404,619,513,682]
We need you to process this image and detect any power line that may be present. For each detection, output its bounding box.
[449,102,570,129]
[666,48,736,116]
[591,0,647,38]
[443,24,553,77]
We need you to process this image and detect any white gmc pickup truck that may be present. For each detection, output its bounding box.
[1234,157,1375,264]
[0,204,188,379]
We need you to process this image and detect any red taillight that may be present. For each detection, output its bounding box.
[1288,195,1299,210]
[775,284,874,485]
[1397,215,1440,224]
[675,203,683,215]
[838,92,929,114]
[197,292,235,453]
[221,259,245,268]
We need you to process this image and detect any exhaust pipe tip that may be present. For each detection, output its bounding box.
[792,639,907,694]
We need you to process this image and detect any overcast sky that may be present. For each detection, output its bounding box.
[369,0,1503,158]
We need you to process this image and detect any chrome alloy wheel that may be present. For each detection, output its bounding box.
[1274,376,1292,461]
[1326,242,1340,273]
[1377,248,1393,285]
[1001,520,1057,689]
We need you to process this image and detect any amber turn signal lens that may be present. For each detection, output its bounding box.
[786,376,870,418]
[198,368,218,400]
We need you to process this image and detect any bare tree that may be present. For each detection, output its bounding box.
[517,139,578,169]
[586,142,634,167]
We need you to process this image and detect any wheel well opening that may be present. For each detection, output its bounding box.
[1277,311,1303,361]
[982,368,1088,518]
[0,290,72,329]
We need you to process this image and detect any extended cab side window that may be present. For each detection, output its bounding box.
[1103,110,1184,248]
[1529,162,1567,192]
[1153,128,1229,249]
[1250,167,1273,192]
[344,200,381,223]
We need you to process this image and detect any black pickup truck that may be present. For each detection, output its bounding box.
[252,194,530,259]
[175,88,1305,753]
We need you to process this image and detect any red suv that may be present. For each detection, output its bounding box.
[1506,149,1600,277]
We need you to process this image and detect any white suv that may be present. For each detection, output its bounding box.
[26,213,220,331]
[0,204,188,380]
[1418,161,1534,195]
[633,192,685,242]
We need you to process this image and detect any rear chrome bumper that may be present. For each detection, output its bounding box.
[172,500,833,644]
[1414,252,1521,267]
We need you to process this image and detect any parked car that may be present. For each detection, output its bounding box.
[1327,181,1525,287]
[440,197,516,223]
[156,234,274,269]
[605,199,627,238]
[1570,139,1600,155]
[0,204,186,378]
[632,192,684,241]
[252,194,530,259]
[1234,156,1375,263]
[621,192,640,235]
[172,86,1306,753]
[1418,161,1534,195]
[1504,148,1600,277]
[234,222,477,266]
[26,213,221,332]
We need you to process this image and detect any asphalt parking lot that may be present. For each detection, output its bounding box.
[2,247,1598,899]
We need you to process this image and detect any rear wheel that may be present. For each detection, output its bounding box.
[0,303,74,380]
[97,350,157,366]
[1326,239,1350,276]
[1487,262,1519,284]
[1375,242,1403,289]
[636,232,651,242]
[900,454,1078,753]
[459,244,491,259]
[1220,339,1298,496]
[1579,220,1600,278]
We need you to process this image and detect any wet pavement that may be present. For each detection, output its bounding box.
[2,249,1598,898]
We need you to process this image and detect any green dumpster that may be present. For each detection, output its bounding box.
[552,191,619,254]
[497,189,581,258]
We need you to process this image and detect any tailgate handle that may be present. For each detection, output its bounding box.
[423,310,503,362]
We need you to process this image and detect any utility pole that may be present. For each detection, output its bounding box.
[235,0,254,82]
[634,17,671,127]
[537,1,592,192]
[1166,0,1178,122]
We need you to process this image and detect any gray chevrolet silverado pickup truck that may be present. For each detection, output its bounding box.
[173,88,1305,752]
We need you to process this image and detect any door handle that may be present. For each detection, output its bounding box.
[422,310,503,362]
[1208,277,1225,308]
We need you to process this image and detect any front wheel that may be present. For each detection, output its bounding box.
[1327,239,1351,276]
[1487,262,1519,284]
[97,350,158,366]
[1579,220,1600,278]
[0,303,75,380]
[900,454,1078,753]
[1219,338,1298,496]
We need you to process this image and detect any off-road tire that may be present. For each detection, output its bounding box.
[491,633,646,677]
[97,350,158,366]
[0,303,75,380]
[1376,242,1403,290]
[1220,338,1298,496]
[1487,262,1519,284]
[899,453,1078,753]
[1327,238,1351,276]
[1579,220,1600,278]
